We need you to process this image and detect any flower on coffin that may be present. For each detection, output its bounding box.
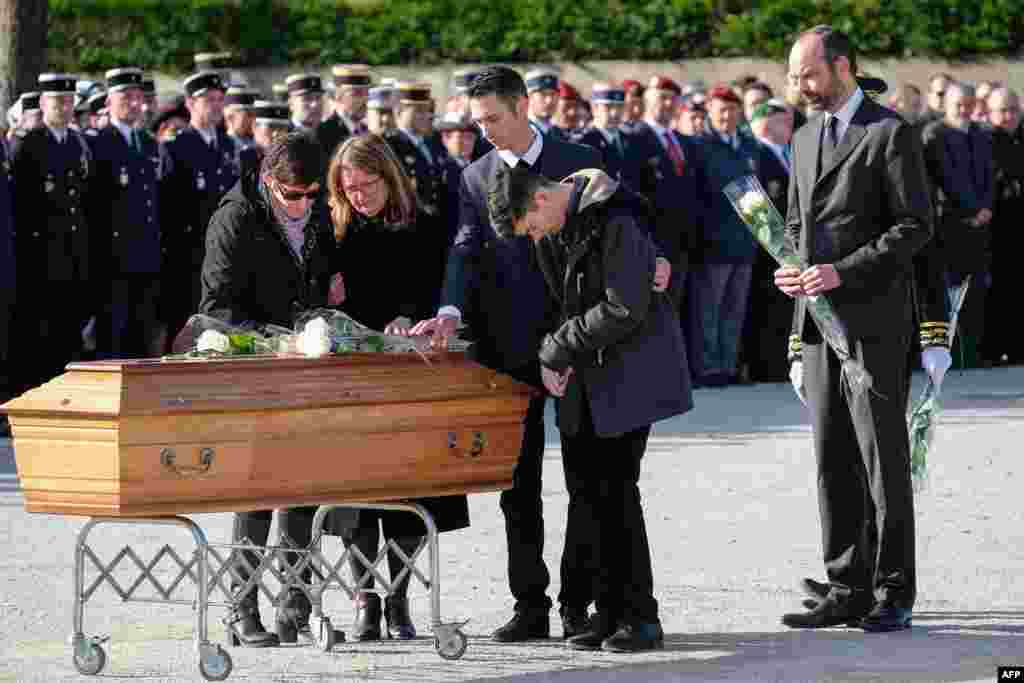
[196,329,231,353]
[298,317,332,357]
[738,191,768,217]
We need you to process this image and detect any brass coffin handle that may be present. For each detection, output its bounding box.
[160,447,215,478]
[447,432,487,459]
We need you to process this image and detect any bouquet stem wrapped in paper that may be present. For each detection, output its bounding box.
[723,175,872,397]
[908,276,970,491]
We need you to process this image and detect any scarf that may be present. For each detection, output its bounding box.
[260,179,312,262]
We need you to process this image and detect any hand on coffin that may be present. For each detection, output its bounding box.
[409,315,458,349]
[327,273,346,305]
[541,366,573,397]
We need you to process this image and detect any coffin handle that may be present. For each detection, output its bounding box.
[160,447,215,478]
[448,432,486,459]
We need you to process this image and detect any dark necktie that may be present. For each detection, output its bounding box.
[662,130,685,176]
[130,129,141,154]
[823,115,839,162]
[515,158,531,171]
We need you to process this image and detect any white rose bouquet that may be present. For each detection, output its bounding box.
[723,175,872,397]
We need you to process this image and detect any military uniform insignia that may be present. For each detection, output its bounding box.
[44,173,55,193]
[151,157,163,180]
[119,166,130,187]
[196,171,206,190]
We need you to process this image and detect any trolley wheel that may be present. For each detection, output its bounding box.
[198,644,233,681]
[72,640,106,676]
[317,617,337,652]
[435,629,468,660]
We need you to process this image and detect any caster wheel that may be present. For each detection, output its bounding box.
[198,644,233,681]
[317,617,337,652]
[435,629,468,660]
[72,640,106,676]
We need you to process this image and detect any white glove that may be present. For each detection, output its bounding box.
[921,347,952,389]
[790,360,807,406]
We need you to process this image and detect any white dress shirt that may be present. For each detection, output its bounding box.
[827,87,864,145]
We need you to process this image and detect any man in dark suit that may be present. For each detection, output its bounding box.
[775,25,935,633]
[317,64,372,162]
[409,66,605,643]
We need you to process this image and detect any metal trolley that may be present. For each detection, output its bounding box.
[69,501,469,681]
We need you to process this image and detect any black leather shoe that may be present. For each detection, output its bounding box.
[491,607,550,642]
[782,593,870,629]
[801,577,831,601]
[385,595,416,640]
[275,589,312,643]
[226,604,280,648]
[566,611,616,651]
[352,593,383,641]
[560,605,591,640]
[860,603,912,632]
[601,622,664,653]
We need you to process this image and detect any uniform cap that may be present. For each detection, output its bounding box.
[251,100,292,127]
[591,82,625,104]
[648,76,681,96]
[285,73,324,96]
[105,67,144,93]
[332,64,372,88]
[367,86,393,110]
[183,71,227,98]
[524,68,559,93]
[707,84,742,105]
[396,81,432,104]
[193,51,234,70]
[557,82,581,102]
[224,86,259,110]
[38,73,77,95]
[19,91,41,112]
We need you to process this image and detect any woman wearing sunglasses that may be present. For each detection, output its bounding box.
[200,131,345,648]
[324,133,468,641]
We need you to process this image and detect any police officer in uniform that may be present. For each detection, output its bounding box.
[223,86,258,152]
[162,71,238,345]
[384,82,446,219]
[11,73,94,391]
[318,64,372,160]
[365,86,396,135]
[88,67,170,359]
[448,68,493,161]
[285,73,325,135]
[523,68,564,139]
[575,82,630,180]
[238,100,292,174]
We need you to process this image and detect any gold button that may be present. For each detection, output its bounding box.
[143,184,149,190]
[146,200,152,206]
[71,225,77,232]
[70,207,76,214]
[32,231,39,237]
[113,231,119,238]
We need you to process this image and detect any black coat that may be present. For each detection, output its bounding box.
[316,113,354,167]
[329,207,469,537]
[441,134,602,375]
[535,172,692,437]
[575,127,630,181]
[199,169,332,328]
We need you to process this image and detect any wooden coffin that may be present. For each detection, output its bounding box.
[2,352,533,517]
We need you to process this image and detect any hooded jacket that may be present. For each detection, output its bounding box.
[535,169,693,437]
[199,168,333,328]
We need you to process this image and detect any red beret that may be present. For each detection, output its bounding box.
[707,84,742,105]
[622,79,643,94]
[557,81,581,102]
[648,76,681,96]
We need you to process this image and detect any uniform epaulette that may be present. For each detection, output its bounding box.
[919,321,950,348]
[788,334,802,361]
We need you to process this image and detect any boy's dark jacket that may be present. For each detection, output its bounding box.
[535,169,693,438]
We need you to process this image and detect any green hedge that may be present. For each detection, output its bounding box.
[48,0,1023,73]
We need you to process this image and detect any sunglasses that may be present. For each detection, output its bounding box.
[275,182,320,201]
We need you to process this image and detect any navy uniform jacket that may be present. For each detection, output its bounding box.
[385,129,446,217]
[441,135,602,374]
[163,126,240,274]
[88,126,169,277]
[621,122,707,272]
[12,127,93,286]
[575,127,630,180]
[317,113,355,163]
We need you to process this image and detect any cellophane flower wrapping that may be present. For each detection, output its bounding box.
[166,314,292,358]
[723,175,872,397]
[292,309,472,358]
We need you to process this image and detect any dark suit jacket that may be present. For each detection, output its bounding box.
[787,97,933,343]
[316,113,353,163]
[441,135,602,374]
[575,127,629,181]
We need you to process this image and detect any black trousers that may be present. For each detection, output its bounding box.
[231,506,317,603]
[560,394,656,624]
[97,276,162,360]
[500,391,553,611]
[804,336,916,607]
[12,281,90,394]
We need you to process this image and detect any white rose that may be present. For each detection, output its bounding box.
[299,317,332,358]
[738,191,767,216]
[196,329,231,353]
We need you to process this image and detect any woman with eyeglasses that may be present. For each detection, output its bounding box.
[324,133,468,641]
[200,131,345,648]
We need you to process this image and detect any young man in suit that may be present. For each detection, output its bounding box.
[775,25,946,633]
[408,66,609,643]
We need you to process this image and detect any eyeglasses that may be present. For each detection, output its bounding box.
[342,176,384,196]
[274,182,320,201]
[932,90,945,98]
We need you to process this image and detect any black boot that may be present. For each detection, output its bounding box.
[226,597,279,648]
[565,610,617,651]
[385,536,418,640]
[275,589,312,644]
[352,593,383,641]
